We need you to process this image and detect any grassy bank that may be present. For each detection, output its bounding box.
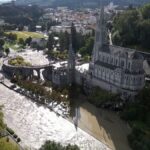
[0,106,19,150]
[6,31,44,41]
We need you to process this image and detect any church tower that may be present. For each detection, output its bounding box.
[92,6,107,62]
[68,34,75,85]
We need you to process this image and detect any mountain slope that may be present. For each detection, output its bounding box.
[15,0,150,7]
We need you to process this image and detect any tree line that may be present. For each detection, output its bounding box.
[46,23,94,60]
[121,84,150,150]
[112,3,150,51]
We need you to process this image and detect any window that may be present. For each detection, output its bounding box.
[121,61,124,67]
[116,59,118,65]
[128,62,131,69]
[107,57,109,63]
[103,56,105,62]
[111,58,113,63]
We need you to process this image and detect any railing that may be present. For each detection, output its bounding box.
[3,59,55,70]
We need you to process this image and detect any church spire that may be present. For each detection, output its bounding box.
[68,34,75,85]
[92,3,108,62]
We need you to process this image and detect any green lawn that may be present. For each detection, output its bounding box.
[0,137,19,150]
[6,31,45,40]
[4,42,23,51]
[4,31,45,51]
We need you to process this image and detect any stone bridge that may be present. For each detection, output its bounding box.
[2,59,54,80]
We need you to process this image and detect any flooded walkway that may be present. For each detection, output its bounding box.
[0,84,110,150]
[77,102,131,150]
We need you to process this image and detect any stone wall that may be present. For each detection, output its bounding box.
[2,63,33,79]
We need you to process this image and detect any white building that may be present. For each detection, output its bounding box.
[87,7,145,98]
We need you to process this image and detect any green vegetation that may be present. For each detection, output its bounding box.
[12,78,69,103]
[4,42,23,51]
[0,106,5,131]
[6,31,44,41]
[8,56,31,67]
[87,87,120,107]
[6,127,15,135]
[112,3,150,51]
[0,107,19,150]
[40,140,80,150]
[78,37,94,57]
[121,85,150,150]
[0,138,19,150]
[0,5,43,31]
[47,50,68,60]
[46,28,94,60]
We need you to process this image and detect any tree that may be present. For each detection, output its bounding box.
[25,37,32,46]
[7,33,17,42]
[18,38,25,45]
[112,3,150,51]
[141,3,150,19]
[59,31,69,51]
[0,106,5,131]
[79,36,94,57]
[139,20,150,49]
[112,9,140,46]
[0,39,5,49]
[0,30,4,37]
[40,140,80,150]
[5,48,10,56]
[47,33,54,51]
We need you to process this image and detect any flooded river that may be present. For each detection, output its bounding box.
[0,84,110,150]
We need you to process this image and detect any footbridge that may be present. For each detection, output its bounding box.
[2,59,55,80]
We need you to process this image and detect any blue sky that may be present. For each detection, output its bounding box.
[0,0,11,3]
[0,0,11,4]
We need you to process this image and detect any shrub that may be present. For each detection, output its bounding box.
[8,56,31,66]
[13,134,18,139]
[6,127,14,135]
[39,140,80,150]
[17,138,21,143]
[88,87,118,107]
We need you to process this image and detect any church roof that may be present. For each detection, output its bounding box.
[108,45,143,60]
[95,60,116,70]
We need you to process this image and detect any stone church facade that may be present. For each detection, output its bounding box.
[87,7,145,98]
[2,7,145,99]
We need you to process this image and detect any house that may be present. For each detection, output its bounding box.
[30,38,47,50]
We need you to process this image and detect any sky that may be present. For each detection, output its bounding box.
[0,0,11,3]
[0,0,11,1]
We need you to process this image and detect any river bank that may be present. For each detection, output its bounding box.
[0,83,110,150]
[73,100,131,150]
[0,78,131,150]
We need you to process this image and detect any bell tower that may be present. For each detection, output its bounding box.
[68,34,75,85]
[92,4,107,62]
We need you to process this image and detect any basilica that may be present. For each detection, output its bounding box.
[84,7,145,98]
[2,7,145,99]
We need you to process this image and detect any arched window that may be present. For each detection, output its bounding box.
[103,56,105,62]
[107,57,109,63]
[111,58,113,63]
[128,62,131,69]
[116,59,118,65]
[121,61,124,67]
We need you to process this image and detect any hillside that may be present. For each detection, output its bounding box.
[112,3,150,51]
[15,0,150,7]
